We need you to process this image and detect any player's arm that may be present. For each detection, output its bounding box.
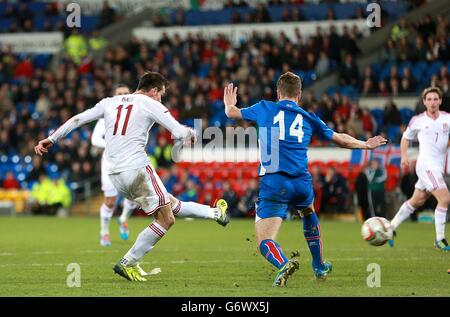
[91,119,106,149]
[400,137,410,170]
[149,101,196,142]
[35,100,106,156]
[331,132,387,149]
[223,83,242,120]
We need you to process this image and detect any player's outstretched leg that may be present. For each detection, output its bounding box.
[117,199,137,240]
[100,203,113,246]
[389,201,416,247]
[171,196,230,226]
[114,205,174,282]
[301,208,332,280]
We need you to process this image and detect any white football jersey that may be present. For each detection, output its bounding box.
[49,93,194,174]
[403,111,450,173]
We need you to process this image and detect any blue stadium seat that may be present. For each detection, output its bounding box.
[334,3,360,20]
[340,86,357,99]
[400,108,414,125]
[370,109,383,133]
[387,125,401,141]
[301,4,328,20]
[0,18,12,32]
[326,86,338,96]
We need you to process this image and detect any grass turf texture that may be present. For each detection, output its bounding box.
[0,217,448,296]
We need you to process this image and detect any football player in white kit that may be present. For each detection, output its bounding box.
[93,84,231,247]
[35,72,230,281]
[92,84,138,246]
[390,87,450,251]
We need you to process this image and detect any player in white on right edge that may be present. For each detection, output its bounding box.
[390,87,450,251]
[35,72,230,281]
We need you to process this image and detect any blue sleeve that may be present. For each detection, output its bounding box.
[309,112,334,141]
[240,101,263,122]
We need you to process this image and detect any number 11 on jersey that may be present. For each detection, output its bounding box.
[113,104,133,135]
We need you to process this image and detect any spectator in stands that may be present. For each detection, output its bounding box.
[26,156,46,184]
[355,167,371,220]
[31,174,52,215]
[391,17,410,42]
[17,3,33,31]
[339,53,359,87]
[426,36,439,61]
[99,0,117,28]
[173,9,186,26]
[153,137,173,169]
[381,38,398,63]
[366,159,387,218]
[382,100,402,129]
[310,165,325,213]
[345,109,365,139]
[254,3,271,23]
[178,179,198,202]
[2,171,19,190]
[409,36,427,62]
[64,29,88,65]
[400,160,419,222]
[322,166,348,213]
[315,51,330,77]
[89,30,108,52]
[237,179,258,217]
[47,175,72,216]
[221,181,239,217]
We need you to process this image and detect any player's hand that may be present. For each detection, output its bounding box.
[34,138,53,156]
[365,135,388,149]
[223,83,237,107]
[401,157,410,171]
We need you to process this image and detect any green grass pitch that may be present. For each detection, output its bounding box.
[0,216,448,296]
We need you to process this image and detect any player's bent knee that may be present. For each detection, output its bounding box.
[299,207,314,217]
[104,197,116,209]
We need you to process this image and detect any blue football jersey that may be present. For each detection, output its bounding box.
[241,100,334,178]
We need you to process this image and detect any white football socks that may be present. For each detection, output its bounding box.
[121,221,167,266]
[119,199,137,224]
[172,200,216,220]
[435,206,447,241]
[100,203,114,236]
[391,201,415,230]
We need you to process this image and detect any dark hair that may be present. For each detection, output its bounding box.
[112,83,130,94]
[136,71,169,92]
[277,72,302,98]
[422,87,442,100]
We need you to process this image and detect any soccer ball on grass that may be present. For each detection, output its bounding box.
[361,217,393,246]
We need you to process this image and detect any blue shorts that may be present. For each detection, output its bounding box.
[256,173,314,220]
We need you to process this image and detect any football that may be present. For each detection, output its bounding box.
[361,217,394,246]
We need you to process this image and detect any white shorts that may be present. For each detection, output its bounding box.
[109,165,170,215]
[415,168,448,192]
[101,156,118,197]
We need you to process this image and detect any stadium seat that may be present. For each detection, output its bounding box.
[400,108,414,125]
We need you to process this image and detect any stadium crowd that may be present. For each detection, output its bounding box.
[0,1,448,217]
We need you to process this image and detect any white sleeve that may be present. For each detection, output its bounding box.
[148,100,195,140]
[48,99,107,144]
[402,117,418,141]
[91,119,106,148]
